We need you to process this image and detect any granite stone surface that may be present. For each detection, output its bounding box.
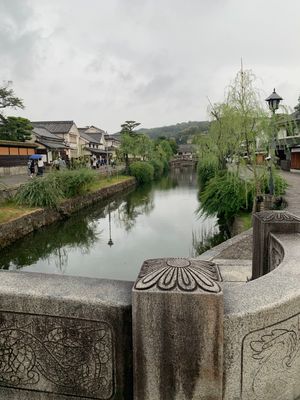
[132,258,223,400]
[0,270,134,399]
[223,232,300,400]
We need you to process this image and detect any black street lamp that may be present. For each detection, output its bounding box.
[265,89,283,195]
[265,89,283,114]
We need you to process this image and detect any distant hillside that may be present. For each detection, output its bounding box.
[113,121,209,144]
[137,121,209,143]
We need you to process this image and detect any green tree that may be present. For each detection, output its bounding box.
[0,116,33,141]
[197,66,272,213]
[119,120,141,172]
[136,134,153,160]
[120,120,141,135]
[157,140,173,161]
[0,81,24,123]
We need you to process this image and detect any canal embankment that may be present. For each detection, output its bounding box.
[0,177,136,249]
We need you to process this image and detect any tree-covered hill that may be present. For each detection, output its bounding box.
[114,121,209,144]
[137,120,209,142]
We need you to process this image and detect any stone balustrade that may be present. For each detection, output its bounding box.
[223,211,300,400]
[0,271,133,399]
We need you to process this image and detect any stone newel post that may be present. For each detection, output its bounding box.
[132,258,223,400]
[252,211,300,279]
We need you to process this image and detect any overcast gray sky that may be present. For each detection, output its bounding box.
[1,0,299,132]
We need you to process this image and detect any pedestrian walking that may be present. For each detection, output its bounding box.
[28,159,35,178]
[37,157,44,176]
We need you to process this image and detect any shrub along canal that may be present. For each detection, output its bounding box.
[0,167,219,281]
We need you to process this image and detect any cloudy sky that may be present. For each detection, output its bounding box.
[1,0,299,133]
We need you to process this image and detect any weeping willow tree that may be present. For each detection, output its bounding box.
[197,65,276,214]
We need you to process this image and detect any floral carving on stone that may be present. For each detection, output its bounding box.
[134,258,222,293]
[258,211,300,223]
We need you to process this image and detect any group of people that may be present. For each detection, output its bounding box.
[52,156,67,170]
[27,154,116,177]
[27,158,44,178]
[90,155,111,169]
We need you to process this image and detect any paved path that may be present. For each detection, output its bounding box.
[0,174,30,188]
[280,171,300,217]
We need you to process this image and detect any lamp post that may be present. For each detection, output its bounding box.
[265,89,283,196]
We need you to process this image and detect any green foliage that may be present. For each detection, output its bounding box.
[16,169,97,208]
[259,170,288,196]
[16,175,63,209]
[70,156,88,169]
[150,158,164,179]
[197,159,219,188]
[129,161,154,184]
[118,120,176,181]
[192,228,230,257]
[199,172,254,220]
[55,169,97,198]
[120,120,141,134]
[157,140,173,160]
[0,116,32,141]
[135,120,209,143]
[0,81,24,122]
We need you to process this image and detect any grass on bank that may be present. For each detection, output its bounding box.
[87,175,131,192]
[0,203,36,224]
[236,211,252,231]
[0,171,132,217]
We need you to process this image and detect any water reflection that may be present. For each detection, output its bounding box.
[0,213,101,271]
[0,166,220,281]
[116,184,155,232]
[191,225,230,257]
[107,204,114,247]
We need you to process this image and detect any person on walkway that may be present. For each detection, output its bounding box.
[58,157,66,169]
[92,156,97,169]
[53,158,60,171]
[28,159,35,178]
[37,157,44,176]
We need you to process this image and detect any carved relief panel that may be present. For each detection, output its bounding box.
[0,311,114,399]
[242,314,300,400]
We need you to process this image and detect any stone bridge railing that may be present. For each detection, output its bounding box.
[1,211,300,399]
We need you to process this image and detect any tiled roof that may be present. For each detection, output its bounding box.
[78,127,88,134]
[78,125,105,134]
[33,127,63,141]
[32,121,74,134]
[105,134,120,142]
[0,140,38,147]
[36,139,69,149]
[83,132,104,143]
[178,144,195,153]
[80,132,99,144]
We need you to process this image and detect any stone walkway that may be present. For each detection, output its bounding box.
[0,174,30,188]
[280,170,300,217]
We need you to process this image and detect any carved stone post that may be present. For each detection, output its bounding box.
[132,258,223,400]
[252,211,300,279]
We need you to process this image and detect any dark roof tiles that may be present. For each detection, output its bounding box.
[32,121,74,134]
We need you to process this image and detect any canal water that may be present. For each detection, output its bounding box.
[0,167,219,281]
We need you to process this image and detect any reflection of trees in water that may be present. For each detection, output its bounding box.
[0,213,101,271]
[191,222,230,257]
[116,184,155,232]
[153,175,178,191]
[169,166,197,188]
